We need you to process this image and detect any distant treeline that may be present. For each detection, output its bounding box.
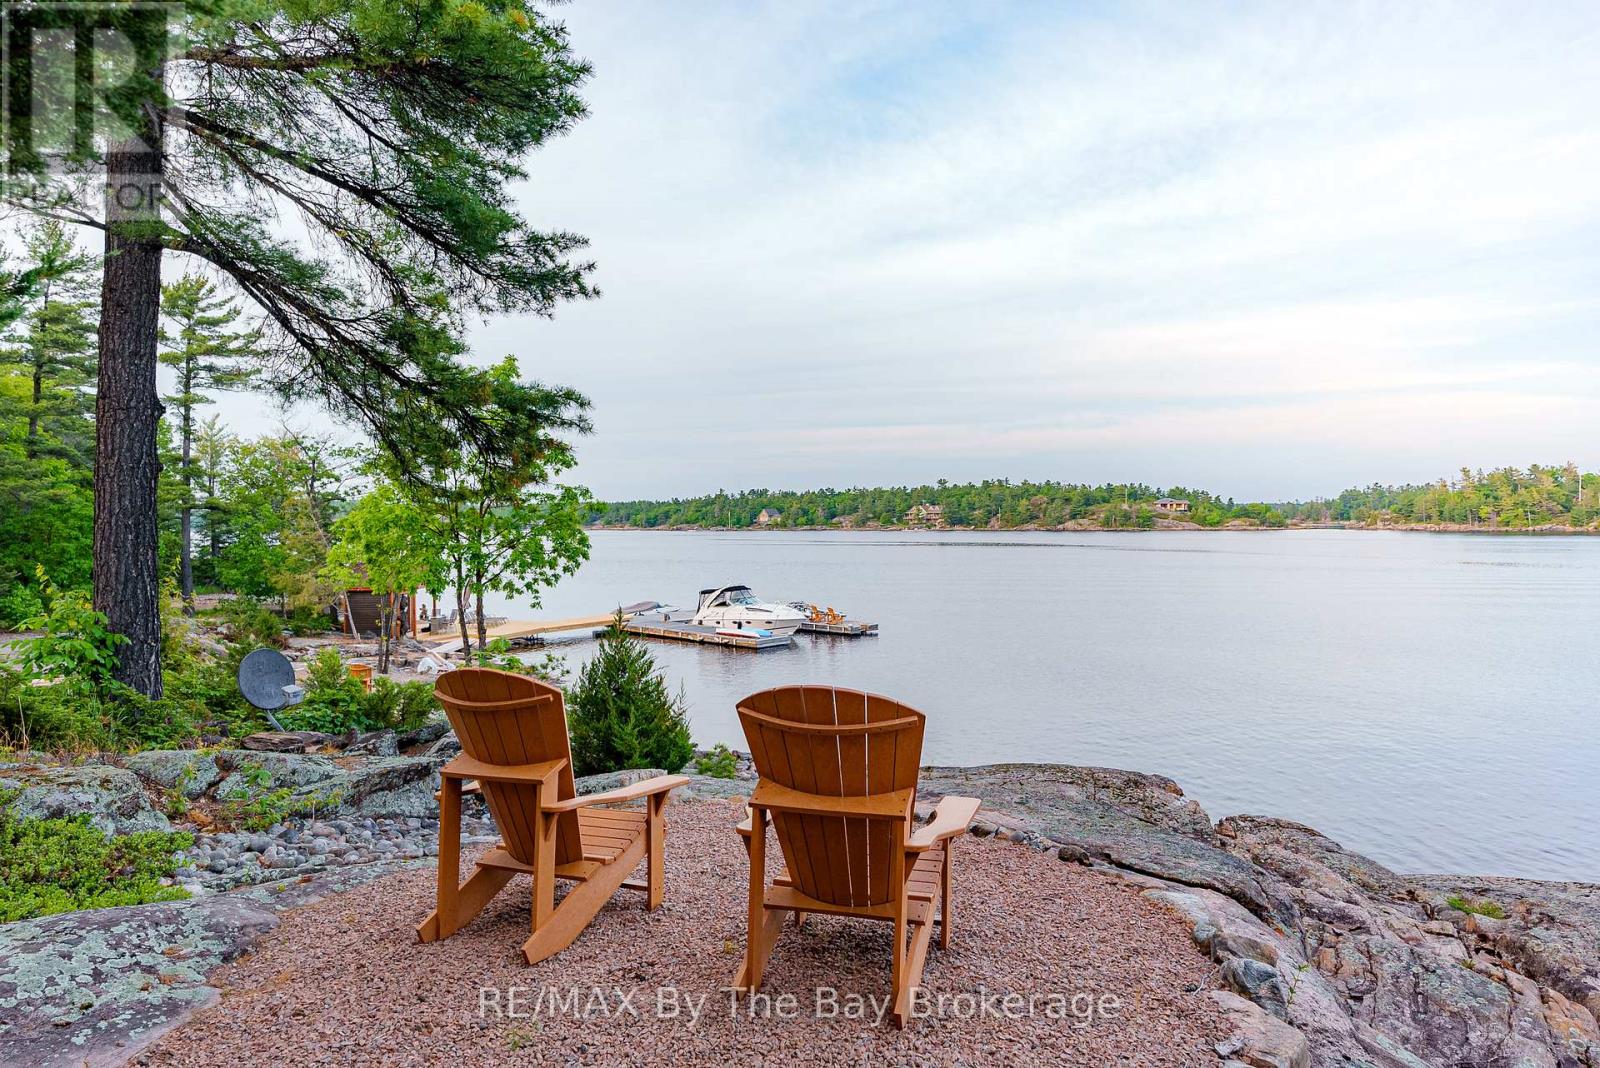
[591,465,1600,531]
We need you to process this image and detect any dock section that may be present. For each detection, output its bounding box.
[430,613,623,652]
[620,617,793,650]
[798,619,878,637]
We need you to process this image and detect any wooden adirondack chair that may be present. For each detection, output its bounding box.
[416,668,689,964]
[733,686,981,1027]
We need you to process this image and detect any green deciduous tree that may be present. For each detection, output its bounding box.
[321,481,447,674]
[382,356,591,656]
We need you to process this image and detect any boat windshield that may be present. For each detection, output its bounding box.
[727,588,761,605]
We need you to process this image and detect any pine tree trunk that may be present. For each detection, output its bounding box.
[95,131,165,698]
[179,376,194,614]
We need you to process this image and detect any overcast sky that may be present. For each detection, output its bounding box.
[213,1,1600,502]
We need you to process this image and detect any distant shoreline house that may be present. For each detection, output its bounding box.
[1154,497,1191,514]
[905,502,947,529]
[755,508,782,526]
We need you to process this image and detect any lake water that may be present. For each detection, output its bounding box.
[482,529,1599,883]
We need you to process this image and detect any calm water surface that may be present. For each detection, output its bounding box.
[482,530,1599,882]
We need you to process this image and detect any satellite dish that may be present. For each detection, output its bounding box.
[238,648,303,711]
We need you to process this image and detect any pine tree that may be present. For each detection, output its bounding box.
[0,220,98,468]
[567,616,694,777]
[159,275,258,611]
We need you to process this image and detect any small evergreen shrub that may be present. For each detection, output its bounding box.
[0,791,194,921]
[364,675,440,732]
[694,743,739,779]
[566,618,694,777]
[279,648,368,734]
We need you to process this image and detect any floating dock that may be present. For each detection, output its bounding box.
[620,617,793,650]
[798,619,878,636]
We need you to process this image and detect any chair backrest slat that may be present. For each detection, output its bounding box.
[435,668,582,866]
[738,686,925,908]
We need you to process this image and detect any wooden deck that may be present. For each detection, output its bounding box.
[430,613,623,652]
[620,618,793,651]
[798,619,878,637]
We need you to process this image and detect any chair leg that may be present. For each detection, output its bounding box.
[735,806,770,992]
[646,792,666,911]
[940,843,953,950]
[889,845,908,1025]
[532,811,557,934]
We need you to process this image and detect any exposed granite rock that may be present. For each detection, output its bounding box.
[123,751,223,800]
[1210,990,1311,1068]
[395,718,451,752]
[422,730,461,759]
[341,729,399,757]
[920,764,1294,923]
[283,755,448,818]
[0,862,427,1068]
[922,767,1599,1068]
[0,763,171,835]
[17,751,1596,1068]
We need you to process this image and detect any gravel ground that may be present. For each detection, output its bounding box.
[140,797,1226,1067]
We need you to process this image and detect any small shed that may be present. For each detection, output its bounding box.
[755,508,782,526]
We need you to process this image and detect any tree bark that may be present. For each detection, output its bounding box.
[474,583,487,653]
[95,129,165,698]
[179,361,194,613]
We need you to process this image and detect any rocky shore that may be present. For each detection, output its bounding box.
[2,744,1596,1067]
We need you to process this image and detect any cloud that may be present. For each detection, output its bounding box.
[227,1,1600,500]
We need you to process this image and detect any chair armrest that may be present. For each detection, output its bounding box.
[906,795,981,852]
[439,753,566,787]
[735,803,762,837]
[544,774,690,813]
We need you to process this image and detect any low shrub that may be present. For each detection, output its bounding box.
[0,790,194,921]
[364,675,440,732]
[694,743,739,779]
[211,597,288,651]
[279,648,368,734]
[1445,894,1506,919]
[215,762,342,831]
[566,617,694,777]
[277,649,440,735]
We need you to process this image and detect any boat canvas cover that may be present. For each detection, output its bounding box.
[697,585,752,612]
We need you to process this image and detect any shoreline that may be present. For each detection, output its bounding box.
[587,522,1600,536]
[4,750,1596,1067]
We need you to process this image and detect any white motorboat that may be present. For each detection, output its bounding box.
[690,585,805,637]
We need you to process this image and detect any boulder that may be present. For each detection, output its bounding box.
[1209,990,1311,1068]
[0,763,171,834]
[124,750,224,800]
[211,750,343,798]
[285,755,449,819]
[342,729,399,757]
[423,730,461,759]
[396,718,451,751]
[240,731,333,753]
